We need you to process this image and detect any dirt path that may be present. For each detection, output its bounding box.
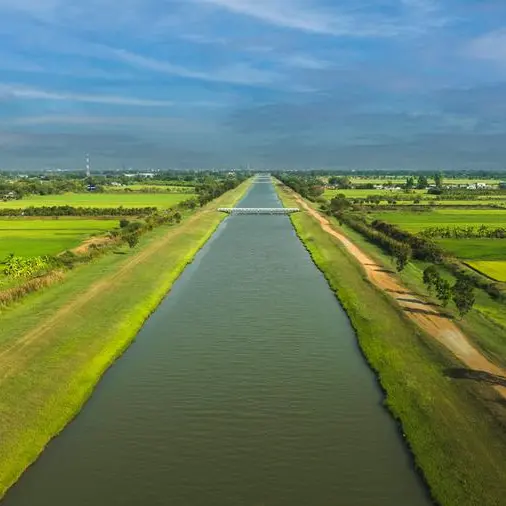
[294,195,506,399]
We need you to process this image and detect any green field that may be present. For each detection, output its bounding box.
[0,219,118,259]
[466,261,506,282]
[435,239,505,261]
[106,184,194,192]
[326,177,503,186]
[370,209,506,231]
[0,180,252,499]
[324,188,506,206]
[0,193,196,209]
[276,184,506,506]
[324,189,425,199]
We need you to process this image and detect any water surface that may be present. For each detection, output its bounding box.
[3,178,431,506]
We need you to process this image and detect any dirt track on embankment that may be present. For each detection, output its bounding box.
[294,195,506,400]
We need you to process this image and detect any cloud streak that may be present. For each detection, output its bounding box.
[0,84,174,106]
[194,0,446,37]
[111,48,281,86]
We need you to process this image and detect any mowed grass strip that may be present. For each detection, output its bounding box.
[276,185,506,506]
[466,261,506,282]
[0,192,195,209]
[0,219,118,258]
[0,180,251,499]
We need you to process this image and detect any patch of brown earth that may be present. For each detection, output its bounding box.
[295,195,506,399]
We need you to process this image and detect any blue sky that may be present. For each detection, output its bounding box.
[1,0,506,170]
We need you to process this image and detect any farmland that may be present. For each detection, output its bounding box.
[323,188,506,206]
[367,209,506,282]
[0,218,118,259]
[369,209,506,231]
[105,184,195,192]
[467,261,506,282]
[323,176,503,186]
[0,192,196,209]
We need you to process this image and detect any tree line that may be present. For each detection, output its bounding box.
[420,225,506,239]
[423,266,475,317]
[274,174,325,200]
[0,206,158,217]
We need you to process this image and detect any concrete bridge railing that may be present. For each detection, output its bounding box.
[218,208,300,215]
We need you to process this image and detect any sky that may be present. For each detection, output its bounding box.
[1,0,506,170]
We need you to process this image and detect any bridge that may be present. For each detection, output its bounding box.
[218,207,300,215]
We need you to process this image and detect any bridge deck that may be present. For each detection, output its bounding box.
[218,207,300,215]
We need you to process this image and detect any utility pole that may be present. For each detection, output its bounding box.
[85,153,91,178]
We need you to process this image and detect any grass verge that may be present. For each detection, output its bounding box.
[0,179,251,499]
[276,183,506,506]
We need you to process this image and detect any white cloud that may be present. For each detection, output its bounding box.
[195,0,339,35]
[467,29,506,65]
[283,54,330,70]
[0,84,174,106]
[8,115,219,134]
[111,48,280,85]
[193,0,445,37]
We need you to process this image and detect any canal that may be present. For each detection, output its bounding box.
[2,178,431,506]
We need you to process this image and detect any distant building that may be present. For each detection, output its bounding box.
[1,191,16,201]
[499,182,506,190]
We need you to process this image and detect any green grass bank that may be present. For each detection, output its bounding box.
[276,183,506,506]
[0,179,251,499]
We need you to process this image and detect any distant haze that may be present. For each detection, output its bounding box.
[1,1,506,170]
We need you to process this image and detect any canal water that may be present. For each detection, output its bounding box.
[2,179,431,506]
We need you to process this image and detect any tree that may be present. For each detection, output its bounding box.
[452,278,475,317]
[329,176,351,189]
[416,175,428,189]
[330,194,350,213]
[124,233,139,248]
[423,265,440,293]
[434,171,444,189]
[393,243,411,271]
[119,219,130,228]
[405,176,415,190]
[435,278,452,306]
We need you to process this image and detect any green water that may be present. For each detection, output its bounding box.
[2,179,431,505]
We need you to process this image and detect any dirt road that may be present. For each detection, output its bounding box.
[295,195,506,399]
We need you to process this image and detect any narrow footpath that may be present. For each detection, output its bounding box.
[294,194,506,399]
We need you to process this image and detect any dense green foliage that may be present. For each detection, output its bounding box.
[0,206,157,216]
[3,254,52,278]
[420,225,506,239]
[274,173,325,200]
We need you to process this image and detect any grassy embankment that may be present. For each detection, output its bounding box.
[0,179,251,499]
[276,183,506,506]
[0,192,195,209]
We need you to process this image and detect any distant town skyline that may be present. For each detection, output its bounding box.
[1,0,506,170]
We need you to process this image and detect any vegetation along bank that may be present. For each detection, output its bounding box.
[0,177,252,499]
[275,180,506,506]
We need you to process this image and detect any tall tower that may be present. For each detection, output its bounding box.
[85,153,90,178]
